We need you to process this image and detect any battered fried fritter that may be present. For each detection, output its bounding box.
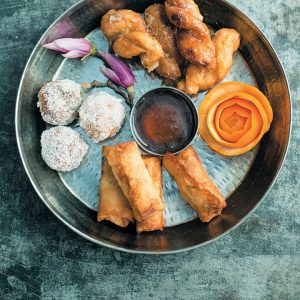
[165,0,215,66]
[145,4,183,80]
[101,9,147,42]
[112,31,164,72]
[101,9,164,72]
[177,28,240,94]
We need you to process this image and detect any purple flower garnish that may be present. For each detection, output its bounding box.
[43,38,92,58]
[100,67,126,88]
[98,51,134,88]
[43,38,135,102]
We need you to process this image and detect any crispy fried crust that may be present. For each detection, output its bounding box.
[103,142,164,221]
[112,31,164,72]
[145,4,183,80]
[165,0,215,66]
[178,28,240,94]
[101,9,147,42]
[97,159,134,227]
[101,9,163,73]
[163,146,226,222]
[137,156,164,232]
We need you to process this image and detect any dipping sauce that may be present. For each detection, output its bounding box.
[131,88,198,155]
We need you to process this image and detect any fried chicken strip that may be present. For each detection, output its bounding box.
[101,9,163,72]
[178,28,240,94]
[145,4,183,80]
[165,0,215,66]
[163,146,226,222]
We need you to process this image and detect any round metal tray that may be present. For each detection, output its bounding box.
[15,0,291,253]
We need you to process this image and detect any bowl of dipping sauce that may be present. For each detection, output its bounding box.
[130,87,199,156]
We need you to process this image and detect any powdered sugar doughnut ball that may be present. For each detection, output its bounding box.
[41,126,88,172]
[79,91,126,142]
[38,79,82,125]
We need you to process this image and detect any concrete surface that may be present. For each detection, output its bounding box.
[0,0,299,299]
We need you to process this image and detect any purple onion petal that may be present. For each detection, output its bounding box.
[98,51,134,88]
[100,67,126,88]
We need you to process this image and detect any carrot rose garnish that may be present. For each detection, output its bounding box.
[198,82,273,156]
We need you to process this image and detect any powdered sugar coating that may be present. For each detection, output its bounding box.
[79,91,126,142]
[41,126,88,172]
[38,79,82,125]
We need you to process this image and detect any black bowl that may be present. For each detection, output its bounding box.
[15,0,291,253]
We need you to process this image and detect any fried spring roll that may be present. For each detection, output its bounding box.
[137,156,164,232]
[97,159,134,227]
[163,146,226,222]
[103,142,164,221]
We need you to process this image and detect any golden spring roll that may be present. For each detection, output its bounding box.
[97,159,134,227]
[163,146,226,222]
[137,156,164,232]
[103,142,164,221]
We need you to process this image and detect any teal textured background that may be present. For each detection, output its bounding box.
[0,0,299,299]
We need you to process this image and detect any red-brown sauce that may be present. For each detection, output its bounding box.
[133,89,196,154]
